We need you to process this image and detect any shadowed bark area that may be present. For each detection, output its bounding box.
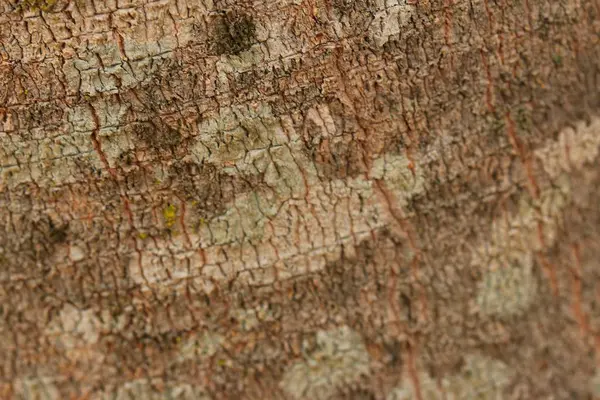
[1,0,600,398]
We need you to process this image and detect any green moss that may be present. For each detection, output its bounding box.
[552,53,563,67]
[516,107,532,132]
[489,116,505,134]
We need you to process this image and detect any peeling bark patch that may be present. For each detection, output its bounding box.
[211,12,257,56]
[280,326,370,399]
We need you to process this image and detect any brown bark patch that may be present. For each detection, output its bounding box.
[129,121,182,154]
[168,161,262,221]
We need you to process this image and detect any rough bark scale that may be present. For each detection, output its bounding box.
[0,0,599,398]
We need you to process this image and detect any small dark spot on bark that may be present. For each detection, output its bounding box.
[0,214,71,269]
[48,219,69,244]
[400,293,414,323]
[383,339,404,367]
[117,151,134,166]
[211,11,256,56]
[22,101,63,129]
[336,388,377,400]
[130,121,182,152]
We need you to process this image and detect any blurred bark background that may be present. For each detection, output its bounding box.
[1,0,600,398]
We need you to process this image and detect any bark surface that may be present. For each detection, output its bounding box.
[1,0,600,398]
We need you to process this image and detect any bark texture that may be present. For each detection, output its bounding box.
[1,0,600,398]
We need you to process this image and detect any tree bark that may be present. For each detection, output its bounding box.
[1,0,600,398]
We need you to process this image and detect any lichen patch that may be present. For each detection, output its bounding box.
[474,253,538,317]
[44,304,106,366]
[534,116,600,178]
[280,326,370,399]
[368,0,416,47]
[471,185,569,317]
[178,332,224,362]
[370,153,426,207]
[13,376,60,400]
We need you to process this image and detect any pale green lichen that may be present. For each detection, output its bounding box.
[202,191,267,244]
[0,99,134,189]
[45,304,104,347]
[178,332,223,362]
[474,254,537,317]
[368,0,416,47]
[472,183,570,316]
[231,302,278,331]
[43,304,106,367]
[471,116,600,317]
[387,354,512,400]
[370,153,426,210]
[190,104,290,169]
[534,116,600,179]
[62,42,173,96]
[280,326,370,400]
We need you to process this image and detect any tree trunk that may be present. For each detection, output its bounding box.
[1,0,600,398]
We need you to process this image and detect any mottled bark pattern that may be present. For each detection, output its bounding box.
[0,0,599,398]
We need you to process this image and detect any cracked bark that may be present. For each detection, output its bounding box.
[1,0,600,398]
